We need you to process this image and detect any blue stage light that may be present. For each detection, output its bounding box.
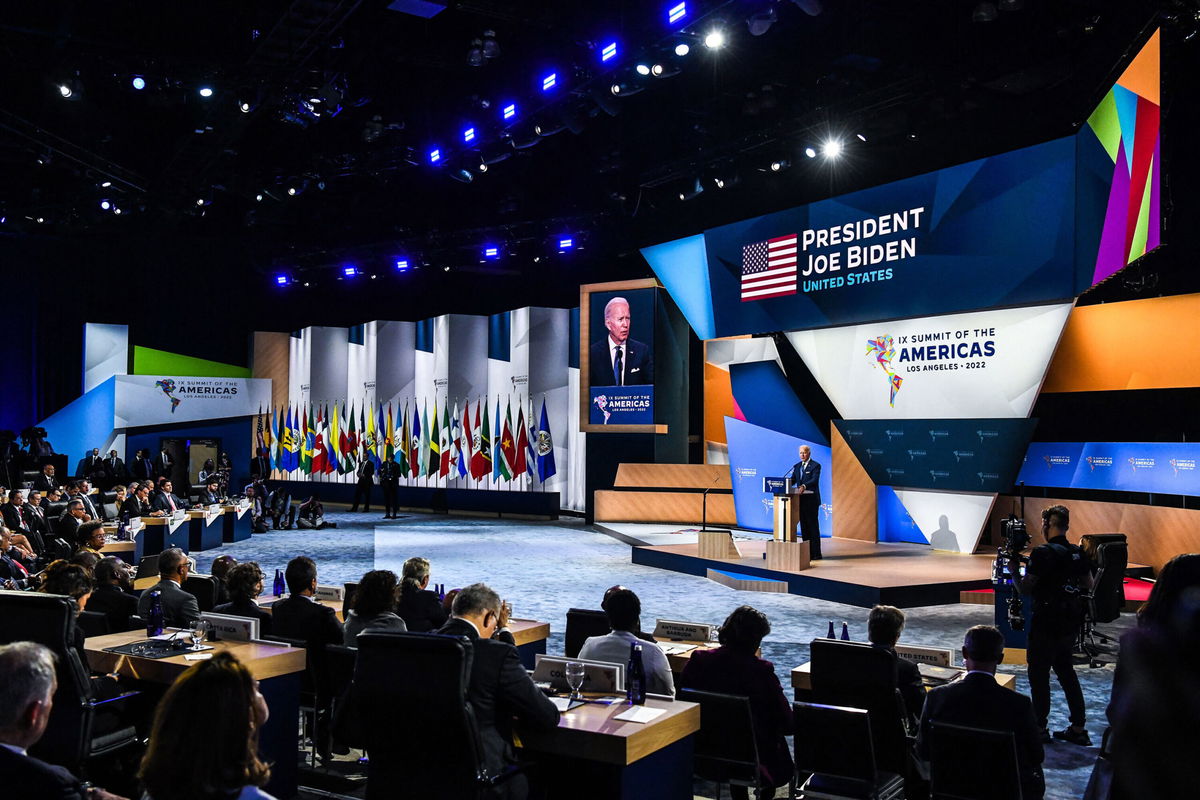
[601,42,618,62]
[396,258,410,271]
[429,148,441,163]
[484,246,499,259]
[131,76,146,91]
[275,274,289,286]
[343,265,358,277]
[558,237,574,251]
[463,127,475,143]
[503,103,516,120]
[668,2,687,25]
[542,73,557,91]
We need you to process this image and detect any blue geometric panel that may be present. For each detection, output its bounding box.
[877,486,926,544]
[639,234,715,340]
[728,361,828,446]
[725,416,832,535]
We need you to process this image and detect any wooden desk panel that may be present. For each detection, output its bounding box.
[84,629,305,683]
[255,594,344,622]
[510,618,550,647]
[790,662,1017,692]
[518,697,699,766]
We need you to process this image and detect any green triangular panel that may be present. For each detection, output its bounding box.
[1086,89,1121,164]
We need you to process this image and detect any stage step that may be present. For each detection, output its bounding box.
[706,568,790,593]
[595,462,736,524]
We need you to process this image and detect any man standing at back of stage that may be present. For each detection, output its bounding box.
[349,458,375,513]
[379,454,401,519]
[788,445,822,560]
[1017,504,1093,745]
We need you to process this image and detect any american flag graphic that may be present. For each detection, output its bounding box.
[741,234,799,301]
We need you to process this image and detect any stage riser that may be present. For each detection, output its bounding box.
[631,546,990,609]
[594,490,736,525]
[265,480,560,519]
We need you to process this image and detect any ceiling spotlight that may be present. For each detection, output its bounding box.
[396,259,410,271]
[804,146,817,159]
[463,126,476,143]
[821,139,843,159]
[239,101,252,113]
[196,198,205,206]
[255,193,264,202]
[481,30,500,59]
[443,265,451,272]
[714,178,725,189]
[651,63,664,76]
[112,209,121,216]
[484,246,500,259]
[429,148,441,164]
[668,2,688,25]
[502,103,517,120]
[198,86,214,97]
[652,62,681,78]
[343,265,358,277]
[636,63,651,76]
[99,200,111,210]
[601,41,618,62]
[534,120,566,137]
[748,7,778,36]
[678,177,705,201]
[275,274,290,286]
[770,159,791,171]
[558,237,574,251]
[478,161,489,173]
[131,75,146,91]
[856,133,867,142]
[58,83,73,98]
[287,186,297,196]
[100,181,112,188]
[704,29,727,49]
[611,81,644,96]
[674,43,691,56]
[467,38,485,67]
[542,72,557,91]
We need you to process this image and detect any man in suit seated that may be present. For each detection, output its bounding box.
[0,525,39,590]
[121,483,159,520]
[196,477,223,506]
[56,499,89,542]
[136,547,200,627]
[588,296,653,387]
[868,604,926,727]
[31,464,59,494]
[66,480,105,522]
[85,557,139,632]
[2,488,44,557]
[578,587,674,696]
[438,583,560,798]
[0,642,127,800]
[271,556,343,759]
[151,479,187,515]
[916,625,1045,800]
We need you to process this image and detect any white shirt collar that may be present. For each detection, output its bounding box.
[0,742,27,756]
[456,616,485,638]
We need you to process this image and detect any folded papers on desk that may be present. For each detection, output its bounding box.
[613,706,667,724]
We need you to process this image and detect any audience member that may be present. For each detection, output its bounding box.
[1017,504,1093,745]
[0,525,39,589]
[138,651,275,800]
[437,583,559,799]
[1,488,34,543]
[245,487,268,533]
[57,499,89,540]
[396,557,448,632]
[31,464,58,493]
[135,548,200,627]
[867,604,925,725]
[1103,553,1200,799]
[131,450,154,482]
[197,458,217,484]
[23,489,50,546]
[86,557,139,632]
[213,562,273,635]
[210,555,238,606]
[343,569,407,645]
[916,625,1044,800]
[296,495,333,529]
[0,642,128,800]
[579,587,674,696]
[151,480,187,514]
[197,477,222,506]
[76,520,108,556]
[105,449,128,484]
[122,483,157,519]
[67,479,104,522]
[679,606,793,799]
[111,484,127,517]
[70,550,101,572]
[602,584,656,643]
[40,560,122,696]
[267,485,295,530]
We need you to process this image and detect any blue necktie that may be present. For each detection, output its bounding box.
[614,346,624,386]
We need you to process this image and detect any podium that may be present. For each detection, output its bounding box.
[763,477,810,571]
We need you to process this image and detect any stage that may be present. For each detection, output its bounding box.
[599,524,997,608]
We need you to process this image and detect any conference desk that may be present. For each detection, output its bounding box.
[790,661,1018,694]
[84,629,304,799]
[223,503,253,543]
[100,519,146,564]
[187,506,225,551]
[256,593,344,621]
[517,695,700,800]
[140,514,190,555]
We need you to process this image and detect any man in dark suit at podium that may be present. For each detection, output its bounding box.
[588,296,653,387]
[788,445,822,560]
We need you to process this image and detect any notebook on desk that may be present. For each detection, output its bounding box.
[917,663,964,684]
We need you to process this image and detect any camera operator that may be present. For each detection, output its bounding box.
[1015,504,1093,745]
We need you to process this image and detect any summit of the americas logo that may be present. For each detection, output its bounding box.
[155,379,182,413]
[865,336,903,407]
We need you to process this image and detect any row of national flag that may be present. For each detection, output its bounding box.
[255,396,557,484]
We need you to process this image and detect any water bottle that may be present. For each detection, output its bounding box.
[627,643,647,705]
[827,621,836,639]
[438,583,445,601]
[273,569,284,597]
[146,590,164,637]
[116,520,128,542]
[840,622,850,641]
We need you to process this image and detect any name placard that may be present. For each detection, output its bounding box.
[894,644,954,667]
[653,619,713,642]
[532,655,623,694]
[314,584,344,602]
[202,612,260,642]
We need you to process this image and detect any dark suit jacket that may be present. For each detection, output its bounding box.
[788,458,822,505]
[249,456,271,479]
[437,617,559,779]
[136,578,201,627]
[396,587,449,633]
[71,493,103,522]
[588,336,653,387]
[150,492,187,513]
[1,502,30,532]
[122,497,153,519]
[0,551,36,589]
[131,457,154,481]
[916,672,1044,795]
[105,457,127,481]
[31,474,58,493]
[197,489,223,505]
[679,646,795,788]
[153,453,174,480]
[356,461,375,483]
[56,514,83,541]
[870,644,925,723]
[271,594,344,648]
[0,742,88,799]
[213,598,274,635]
[86,584,139,633]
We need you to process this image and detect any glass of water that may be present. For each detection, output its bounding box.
[565,661,586,701]
[188,619,211,651]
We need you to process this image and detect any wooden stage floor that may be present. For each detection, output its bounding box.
[630,536,997,608]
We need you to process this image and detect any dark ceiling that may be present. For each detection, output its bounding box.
[2,0,1197,332]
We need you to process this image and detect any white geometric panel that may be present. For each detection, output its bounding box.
[83,323,128,393]
[892,489,997,553]
[704,336,781,372]
[785,302,1073,419]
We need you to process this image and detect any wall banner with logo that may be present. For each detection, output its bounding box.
[1018,441,1200,496]
[115,376,273,428]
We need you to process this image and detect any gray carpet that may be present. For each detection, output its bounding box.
[195,511,1120,799]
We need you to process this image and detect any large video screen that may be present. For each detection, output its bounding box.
[582,285,656,429]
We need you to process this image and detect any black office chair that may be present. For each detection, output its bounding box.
[353,631,524,799]
[342,581,359,620]
[928,721,1024,800]
[679,688,774,799]
[326,643,364,749]
[76,610,111,638]
[0,591,140,774]
[183,574,219,612]
[794,701,904,800]
[565,607,610,658]
[810,639,911,778]
[1081,541,1129,663]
